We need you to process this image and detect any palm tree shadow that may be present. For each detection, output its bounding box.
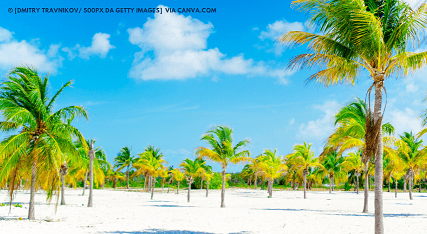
[256,208,427,218]
[105,229,214,234]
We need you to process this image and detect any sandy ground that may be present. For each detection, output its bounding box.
[1,187,426,234]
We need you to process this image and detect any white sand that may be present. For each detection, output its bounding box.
[1,188,426,233]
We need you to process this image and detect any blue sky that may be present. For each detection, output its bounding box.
[0,0,426,172]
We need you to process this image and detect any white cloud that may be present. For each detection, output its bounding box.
[387,107,423,135]
[402,0,425,8]
[163,148,191,158]
[127,5,292,83]
[289,118,295,125]
[259,20,305,56]
[297,100,341,141]
[62,32,114,60]
[406,82,419,93]
[0,27,63,73]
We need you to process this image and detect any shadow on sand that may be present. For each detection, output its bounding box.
[104,229,214,234]
[256,208,427,218]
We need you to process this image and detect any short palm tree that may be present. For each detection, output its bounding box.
[133,149,166,199]
[319,149,348,193]
[0,66,87,220]
[397,132,427,200]
[196,125,251,207]
[114,146,134,189]
[343,152,364,194]
[287,141,323,199]
[106,169,126,188]
[257,149,287,198]
[281,1,427,232]
[180,158,205,202]
[170,168,185,194]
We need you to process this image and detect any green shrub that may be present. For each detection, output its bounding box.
[209,172,229,189]
[13,203,22,208]
[343,182,351,191]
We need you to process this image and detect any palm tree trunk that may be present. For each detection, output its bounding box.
[373,80,384,234]
[303,172,307,199]
[254,173,258,190]
[363,161,369,213]
[369,175,371,190]
[388,179,390,192]
[332,175,335,192]
[113,179,117,189]
[126,168,129,189]
[419,180,422,193]
[143,175,147,191]
[82,170,88,196]
[206,181,209,197]
[177,181,180,194]
[151,176,155,200]
[403,176,407,193]
[329,176,332,193]
[187,178,192,202]
[88,140,94,207]
[268,178,273,198]
[221,169,226,208]
[356,174,359,194]
[409,172,413,200]
[148,175,152,193]
[28,159,37,220]
[61,174,66,205]
[395,179,398,198]
[201,178,203,190]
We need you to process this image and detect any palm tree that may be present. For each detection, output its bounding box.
[319,149,348,193]
[327,98,394,213]
[281,1,427,232]
[106,169,125,188]
[114,146,134,189]
[247,157,263,189]
[196,125,251,208]
[343,152,364,194]
[180,158,205,202]
[170,168,185,194]
[397,132,426,200]
[202,171,214,197]
[287,141,323,199]
[0,66,87,220]
[133,149,166,200]
[257,149,287,198]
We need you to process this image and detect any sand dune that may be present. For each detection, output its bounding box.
[1,188,426,233]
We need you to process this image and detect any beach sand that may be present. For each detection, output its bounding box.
[1,188,426,233]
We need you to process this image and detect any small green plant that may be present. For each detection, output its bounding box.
[343,182,351,191]
[13,203,22,208]
[0,203,5,207]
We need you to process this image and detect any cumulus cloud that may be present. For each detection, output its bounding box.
[297,100,341,141]
[127,5,293,83]
[0,27,63,73]
[387,107,423,135]
[63,32,114,60]
[258,20,305,55]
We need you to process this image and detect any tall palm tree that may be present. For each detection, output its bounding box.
[0,66,88,220]
[114,146,134,189]
[180,158,205,202]
[170,168,185,194]
[202,171,214,197]
[196,125,251,208]
[257,149,287,198]
[281,1,427,232]
[327,98,394,213]
[287,141,323,199]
